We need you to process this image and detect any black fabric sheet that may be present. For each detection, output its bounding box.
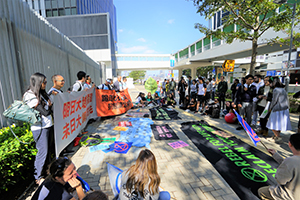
[149,107,181,120]
[180,121,279,200]
[151,124,179,140]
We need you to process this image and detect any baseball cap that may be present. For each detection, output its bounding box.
[106,79,111,83]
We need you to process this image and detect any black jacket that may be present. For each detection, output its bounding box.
[236,84,257,104]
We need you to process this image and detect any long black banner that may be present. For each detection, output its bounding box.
[180,121,279,200]
[149,107,181,120]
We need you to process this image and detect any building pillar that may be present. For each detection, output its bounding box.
[191,67,197,79]
[178,69,183,80]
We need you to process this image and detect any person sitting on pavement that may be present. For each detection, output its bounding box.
[179,95,190,110]
[266,77,292,143]
[258,133,300,200]
[154,92,161,106]
[201,98,220,118]
[146,92,153,104]
[83,190,108,200]
[166,93,176,108]
[116,149,171,200]
[186,97,197,112]
[135,92,147,107]
[32,157,86,200]
[98,79,112,90]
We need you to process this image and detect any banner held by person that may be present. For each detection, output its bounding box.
[53,88,97,157]
[95,88,133,117]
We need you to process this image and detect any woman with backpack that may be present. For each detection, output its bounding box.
[23,72,54,185]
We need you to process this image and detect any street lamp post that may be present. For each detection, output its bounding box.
[274,0,297,92]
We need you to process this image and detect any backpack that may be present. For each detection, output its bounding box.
[211,106,220,118]
[68,82,82,92]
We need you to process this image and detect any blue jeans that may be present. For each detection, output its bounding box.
[159,191,171,200]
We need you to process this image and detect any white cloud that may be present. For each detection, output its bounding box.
[167,19,175,24]
[137,38,146,42]
[118,29,124,33]
[119,45,157,54]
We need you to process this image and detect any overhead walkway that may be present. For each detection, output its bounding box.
[173,28,292,77]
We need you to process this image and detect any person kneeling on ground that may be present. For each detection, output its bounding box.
[146,92,153,104]
[32,157,85,200]
[201,98,220,118]
[115,149,170,200]
[258,133,300,200]
[186,97,197,112]
[179,95,190,110]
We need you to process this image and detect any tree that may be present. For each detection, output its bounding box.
[128,70,146,81]
[197,66,214,77]
[192,0,296,75]
[183,69,191,76]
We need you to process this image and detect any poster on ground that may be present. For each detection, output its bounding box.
[95,88,133,117]
[53,88,97,157]
[181,121,279,200]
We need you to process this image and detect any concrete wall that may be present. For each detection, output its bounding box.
[0,0,102,128]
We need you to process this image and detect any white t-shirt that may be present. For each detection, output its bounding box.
[48,87,63,104]
[197,83,206,95]
[23,90,53,131]
[190,84,197,93]
[72,80,83,92]
[135,96,142,104]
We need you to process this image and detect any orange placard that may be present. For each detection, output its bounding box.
[95,88,133,117]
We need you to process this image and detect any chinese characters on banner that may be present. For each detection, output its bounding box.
[53,88,97,156]
[95,88,133,117]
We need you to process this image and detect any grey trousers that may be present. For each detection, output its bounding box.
[32,126,53,180]
[239,102,253,125]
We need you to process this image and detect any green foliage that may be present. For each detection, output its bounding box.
[0,123,36,192]
[183,69,191,76]
[196,66,214,77]
[192,0,297,74]
[128,71,146,81]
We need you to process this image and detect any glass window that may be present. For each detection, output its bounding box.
[155,57,162,61]
[217,11,221,27]
[213,14,216,30]
[147,57,154,61]
[65,0,70,7]
[53,9,58,16]
[65,8,71,15]
[58,0,64,8]
[58,8,65,16]
[117,57,123,61]
[46,9,52,17]
[71,0,76,7]
[45,0,51,9]
[139,57,147,61]
[222,10,230,25]
[124,57,131,61]
[71,7,77,15]
[51,0,57,8]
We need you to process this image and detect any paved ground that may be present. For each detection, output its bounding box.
[21,85,298,200]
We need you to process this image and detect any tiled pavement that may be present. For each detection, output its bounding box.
[21,85,298,200]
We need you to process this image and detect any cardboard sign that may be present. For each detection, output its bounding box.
[168,141,189,149]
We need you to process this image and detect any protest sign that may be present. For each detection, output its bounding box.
[53,88,97,156]
[95,88,133,117]
[151,124,179,140]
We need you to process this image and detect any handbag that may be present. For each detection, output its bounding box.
[3,98,42,144]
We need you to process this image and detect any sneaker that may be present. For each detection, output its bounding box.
[262,130,269,137]
[236,126,243,130]
[274,137,283,143]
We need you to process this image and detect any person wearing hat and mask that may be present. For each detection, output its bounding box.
[97,79,112,90]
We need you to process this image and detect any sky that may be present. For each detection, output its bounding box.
[114,0,207,55]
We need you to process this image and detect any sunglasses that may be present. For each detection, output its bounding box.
[56,79,65,82]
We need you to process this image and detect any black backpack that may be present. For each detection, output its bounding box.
[211,106,220,118]
[68,82,82,92]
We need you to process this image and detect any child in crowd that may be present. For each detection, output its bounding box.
[166,93,176,107]
[116,149,170,200]
[135,92,147,107]
[179,95,190,110]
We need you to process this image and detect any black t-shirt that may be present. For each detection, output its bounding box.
[31,179,73,200]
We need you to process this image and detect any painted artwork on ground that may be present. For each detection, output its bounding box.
[151,124,179,140]
[168,141,189,149]
[149,107,181,120]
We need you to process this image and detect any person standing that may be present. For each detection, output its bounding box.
[195,77,207,113]
[206,79,212,102]
[71,71,86,92]
[211,77,216,100]
[161,79,167,98]
[190,79,197,100]
[217,76,228,110]
[256,76,271,136]
[23,73,53,185]
[251,74,264,127]
[97,79,112,90]
[122,76,128,89]
[178,77,187,105]
[169,78,176,98]
[266,77,292,143]
[258,133,300,200]
[293,91,300,133]
[230,79,239,102]
[113,76,124,92]
[84,75,95,89]
[187,76,192,97]
[48,74,65,98]
[235,74,256,130]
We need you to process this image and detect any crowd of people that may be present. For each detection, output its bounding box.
[137,74,300,145]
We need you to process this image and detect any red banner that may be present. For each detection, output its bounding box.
[95,88,133,117]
